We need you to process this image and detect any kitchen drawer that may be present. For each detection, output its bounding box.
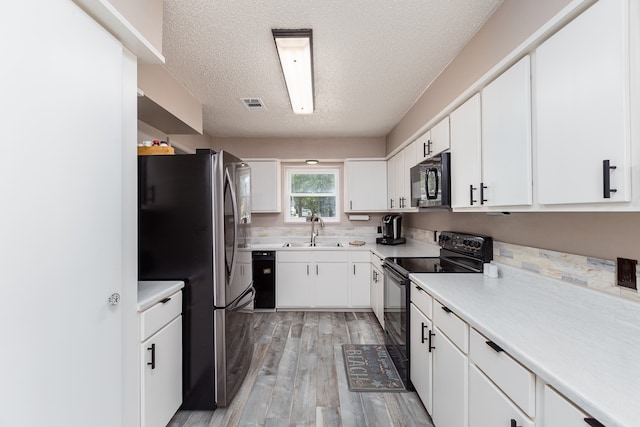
[433,300,468,353]
[410,282,432,319]
[470,328,535,417]
[350,250,370,263]
[370,252,384,270]
[277,251,313,262]
[544,385,598,426]
[140,291,182,341]
[314,250,348,262]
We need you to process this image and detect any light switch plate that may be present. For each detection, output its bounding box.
[617,257,637,290]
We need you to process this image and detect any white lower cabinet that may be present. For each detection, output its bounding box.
[370,253,384,326]
[410,303,433,414]
[277,250,371,309]
[350,251,371,308]
[469,364,534,427]
[543,385,604,427]
[139,291,183,427]
[432,324,468,427]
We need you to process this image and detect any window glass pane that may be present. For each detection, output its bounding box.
[291,173,335,193]
[285,167,340,222]
[289,196,336,218]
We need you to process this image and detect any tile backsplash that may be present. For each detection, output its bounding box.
[405,227,640,302]
[247,224,639,302]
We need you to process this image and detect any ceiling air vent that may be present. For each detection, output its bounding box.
[240,98,267,112]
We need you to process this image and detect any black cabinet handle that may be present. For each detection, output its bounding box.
[423,141,428,157]
[510,419,521,427]
[390,198,394,209]
[584,418,605,427]
[441,306,453,314]
[486,340,504,353]
[160,297,171,304]
[421,322,428,344]
[603,160,617,198]
[469,185,477,205]
[427,140,433,155]
[353,265,356,275]
[480,182,488,205]
[428,330,435,352]
[147,343,156,370]
[350,200,353,210]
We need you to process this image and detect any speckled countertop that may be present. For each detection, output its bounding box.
[138,280,185,312]
[411,264,640,427]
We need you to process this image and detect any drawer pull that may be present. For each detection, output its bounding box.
[486,340,505,353]
[414,285,429,295]
[428,330,435,352]
[584,418,605,427]
[510,419,521,427]
[147,343,156,370]
[441,306,453,314]
[160,297,171,304]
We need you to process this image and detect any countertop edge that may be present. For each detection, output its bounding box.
[138,280,185,312]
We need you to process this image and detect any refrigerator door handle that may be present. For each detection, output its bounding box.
[227,285,255,312]
[225,167,240,286]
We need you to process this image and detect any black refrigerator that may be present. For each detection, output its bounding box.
[138,149,254,409]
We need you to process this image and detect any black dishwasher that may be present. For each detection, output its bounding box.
[252,251,276,309]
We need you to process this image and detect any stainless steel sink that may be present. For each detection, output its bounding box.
[282,242,343,248]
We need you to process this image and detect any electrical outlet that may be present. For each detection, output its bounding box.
[377,226,382,234]
[617,257,637,290]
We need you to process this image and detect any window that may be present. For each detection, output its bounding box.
[285,167,340,222]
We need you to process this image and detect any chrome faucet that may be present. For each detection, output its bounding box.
[308,214,325,246]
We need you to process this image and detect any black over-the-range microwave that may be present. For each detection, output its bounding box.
[410,151,451,209]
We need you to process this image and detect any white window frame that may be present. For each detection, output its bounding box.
[284,167,340,223]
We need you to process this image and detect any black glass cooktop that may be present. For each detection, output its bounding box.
[386,256,482,274]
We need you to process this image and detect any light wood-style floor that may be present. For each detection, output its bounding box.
[168,311,434,427]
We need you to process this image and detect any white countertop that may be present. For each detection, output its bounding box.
[248,237,441,258]
[138,280,185,312]
[411,264,640,427]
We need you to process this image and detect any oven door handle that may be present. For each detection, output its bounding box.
[382,264,409,284]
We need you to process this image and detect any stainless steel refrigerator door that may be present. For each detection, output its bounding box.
[213,151,255,407]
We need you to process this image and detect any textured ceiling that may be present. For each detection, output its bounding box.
[163,0,503,138]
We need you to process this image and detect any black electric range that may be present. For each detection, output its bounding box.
[382,231,493,390]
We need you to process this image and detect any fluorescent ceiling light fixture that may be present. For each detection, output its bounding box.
[273,29,314,115]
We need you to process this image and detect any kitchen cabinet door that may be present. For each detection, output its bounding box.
[370,264,383,325]
[350,262,371,307]
[344,160,387,211]
[468,364,534,427]
[401,143,417,211]
[481,55,532,207]
[276,262,313,307]
[535,0,630,205]
[410,304,434,414]
[432,327,468,427]
[247,160,281,212]
[429,117,450,159]
[315,261,349,307]
[141,316,183,427]
[416,117,450,164]
[450,94,483,209]
[387,151,403,210]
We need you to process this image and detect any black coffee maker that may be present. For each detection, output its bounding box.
[376,214,406,245]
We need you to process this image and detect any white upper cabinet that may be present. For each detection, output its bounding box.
[387,150,403,210]
[344,160,387,211]
[416,118,450,163]
[247,159,281,212]
[481,55,533,207]
[535,0,631,205]
[402,142,418,211]
[450,94,483,209]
